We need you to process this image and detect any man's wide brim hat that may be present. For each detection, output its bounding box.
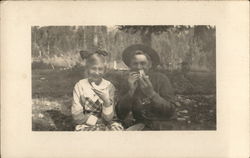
[122,44,160,68]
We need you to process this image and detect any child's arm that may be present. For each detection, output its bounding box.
[72,82,98,126]
[102,105,114,122]
[101,83,116,122]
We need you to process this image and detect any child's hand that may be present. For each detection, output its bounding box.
[128,71,139,95]
[139,75,156,98]
[92,88,110,106]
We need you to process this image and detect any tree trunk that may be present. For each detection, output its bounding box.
[93,26,98,47]
[47,41,50,55]
[141,32,152,46]
[83,27,87,50]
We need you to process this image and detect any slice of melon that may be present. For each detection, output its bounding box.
[139,70,149,79]
[139,70,145,78]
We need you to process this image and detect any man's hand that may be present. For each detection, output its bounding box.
[92,88,111,107]
[139,76,156,98]
[128,71,139,96]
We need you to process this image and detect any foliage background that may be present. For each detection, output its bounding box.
[32,25,216,72]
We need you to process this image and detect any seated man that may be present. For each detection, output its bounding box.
[116,44,175,130]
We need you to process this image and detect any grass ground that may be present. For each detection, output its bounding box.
[32,68,216,131]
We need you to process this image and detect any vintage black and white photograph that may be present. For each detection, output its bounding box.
[32,25,216,131]
[2,1,249,157]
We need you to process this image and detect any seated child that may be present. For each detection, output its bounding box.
[72,50,123,131]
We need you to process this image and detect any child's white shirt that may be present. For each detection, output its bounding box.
[71,78,115,126]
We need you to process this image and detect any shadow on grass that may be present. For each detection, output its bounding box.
[32,110,75,131]
[45,110,75,131]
